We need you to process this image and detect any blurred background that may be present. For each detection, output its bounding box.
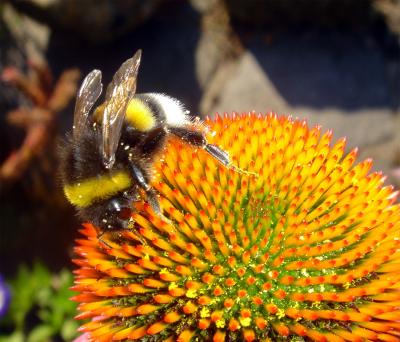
[0,0,399,340]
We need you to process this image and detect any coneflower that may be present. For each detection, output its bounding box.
[72,113,400,341]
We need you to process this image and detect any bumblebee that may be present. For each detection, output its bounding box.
[60,50,249,231]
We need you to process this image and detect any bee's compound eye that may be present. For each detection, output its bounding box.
[117,207,132,220]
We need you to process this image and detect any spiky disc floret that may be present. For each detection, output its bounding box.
[72,113,400,342]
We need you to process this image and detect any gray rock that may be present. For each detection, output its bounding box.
[193,0,242,91]
[304,110,394,151]
[374,0,400,35]
[358,115,400,183]
[189,0,219,13]
[225,0,376,28]
[208,32,397,175]
[8,0,162,43]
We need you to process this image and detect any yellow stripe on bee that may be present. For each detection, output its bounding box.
[63,171,132,207]
[125,98,156,131]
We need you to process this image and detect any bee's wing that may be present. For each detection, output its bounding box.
[102,50,142,169]
[73,70,103,139]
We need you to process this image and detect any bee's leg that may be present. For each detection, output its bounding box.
[129,164,173,226]
[97,230,112,249]
[169,126,257,176]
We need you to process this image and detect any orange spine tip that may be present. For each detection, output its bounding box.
[146,322,167,335]
[163,311,181,323]
[136,304,159,315]
[229,318,240,331]
[177,330,195,342]
[198,318,210,330]
[182,301,197,314]
[213,330,225,342]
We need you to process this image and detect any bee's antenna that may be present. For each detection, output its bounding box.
[146,188,175,233]
[204,144,258,177]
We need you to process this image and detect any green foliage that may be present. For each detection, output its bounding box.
[0,262,79,342]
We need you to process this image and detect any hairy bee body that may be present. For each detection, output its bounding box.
[60,129,140,229]
[60,51,251,232]
[60,94,179,229]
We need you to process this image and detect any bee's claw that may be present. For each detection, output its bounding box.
[125,216,135,229]
[97,230,113,249]
[228,164,259,177]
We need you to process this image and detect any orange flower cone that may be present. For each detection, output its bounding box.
[72,113,400,341]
